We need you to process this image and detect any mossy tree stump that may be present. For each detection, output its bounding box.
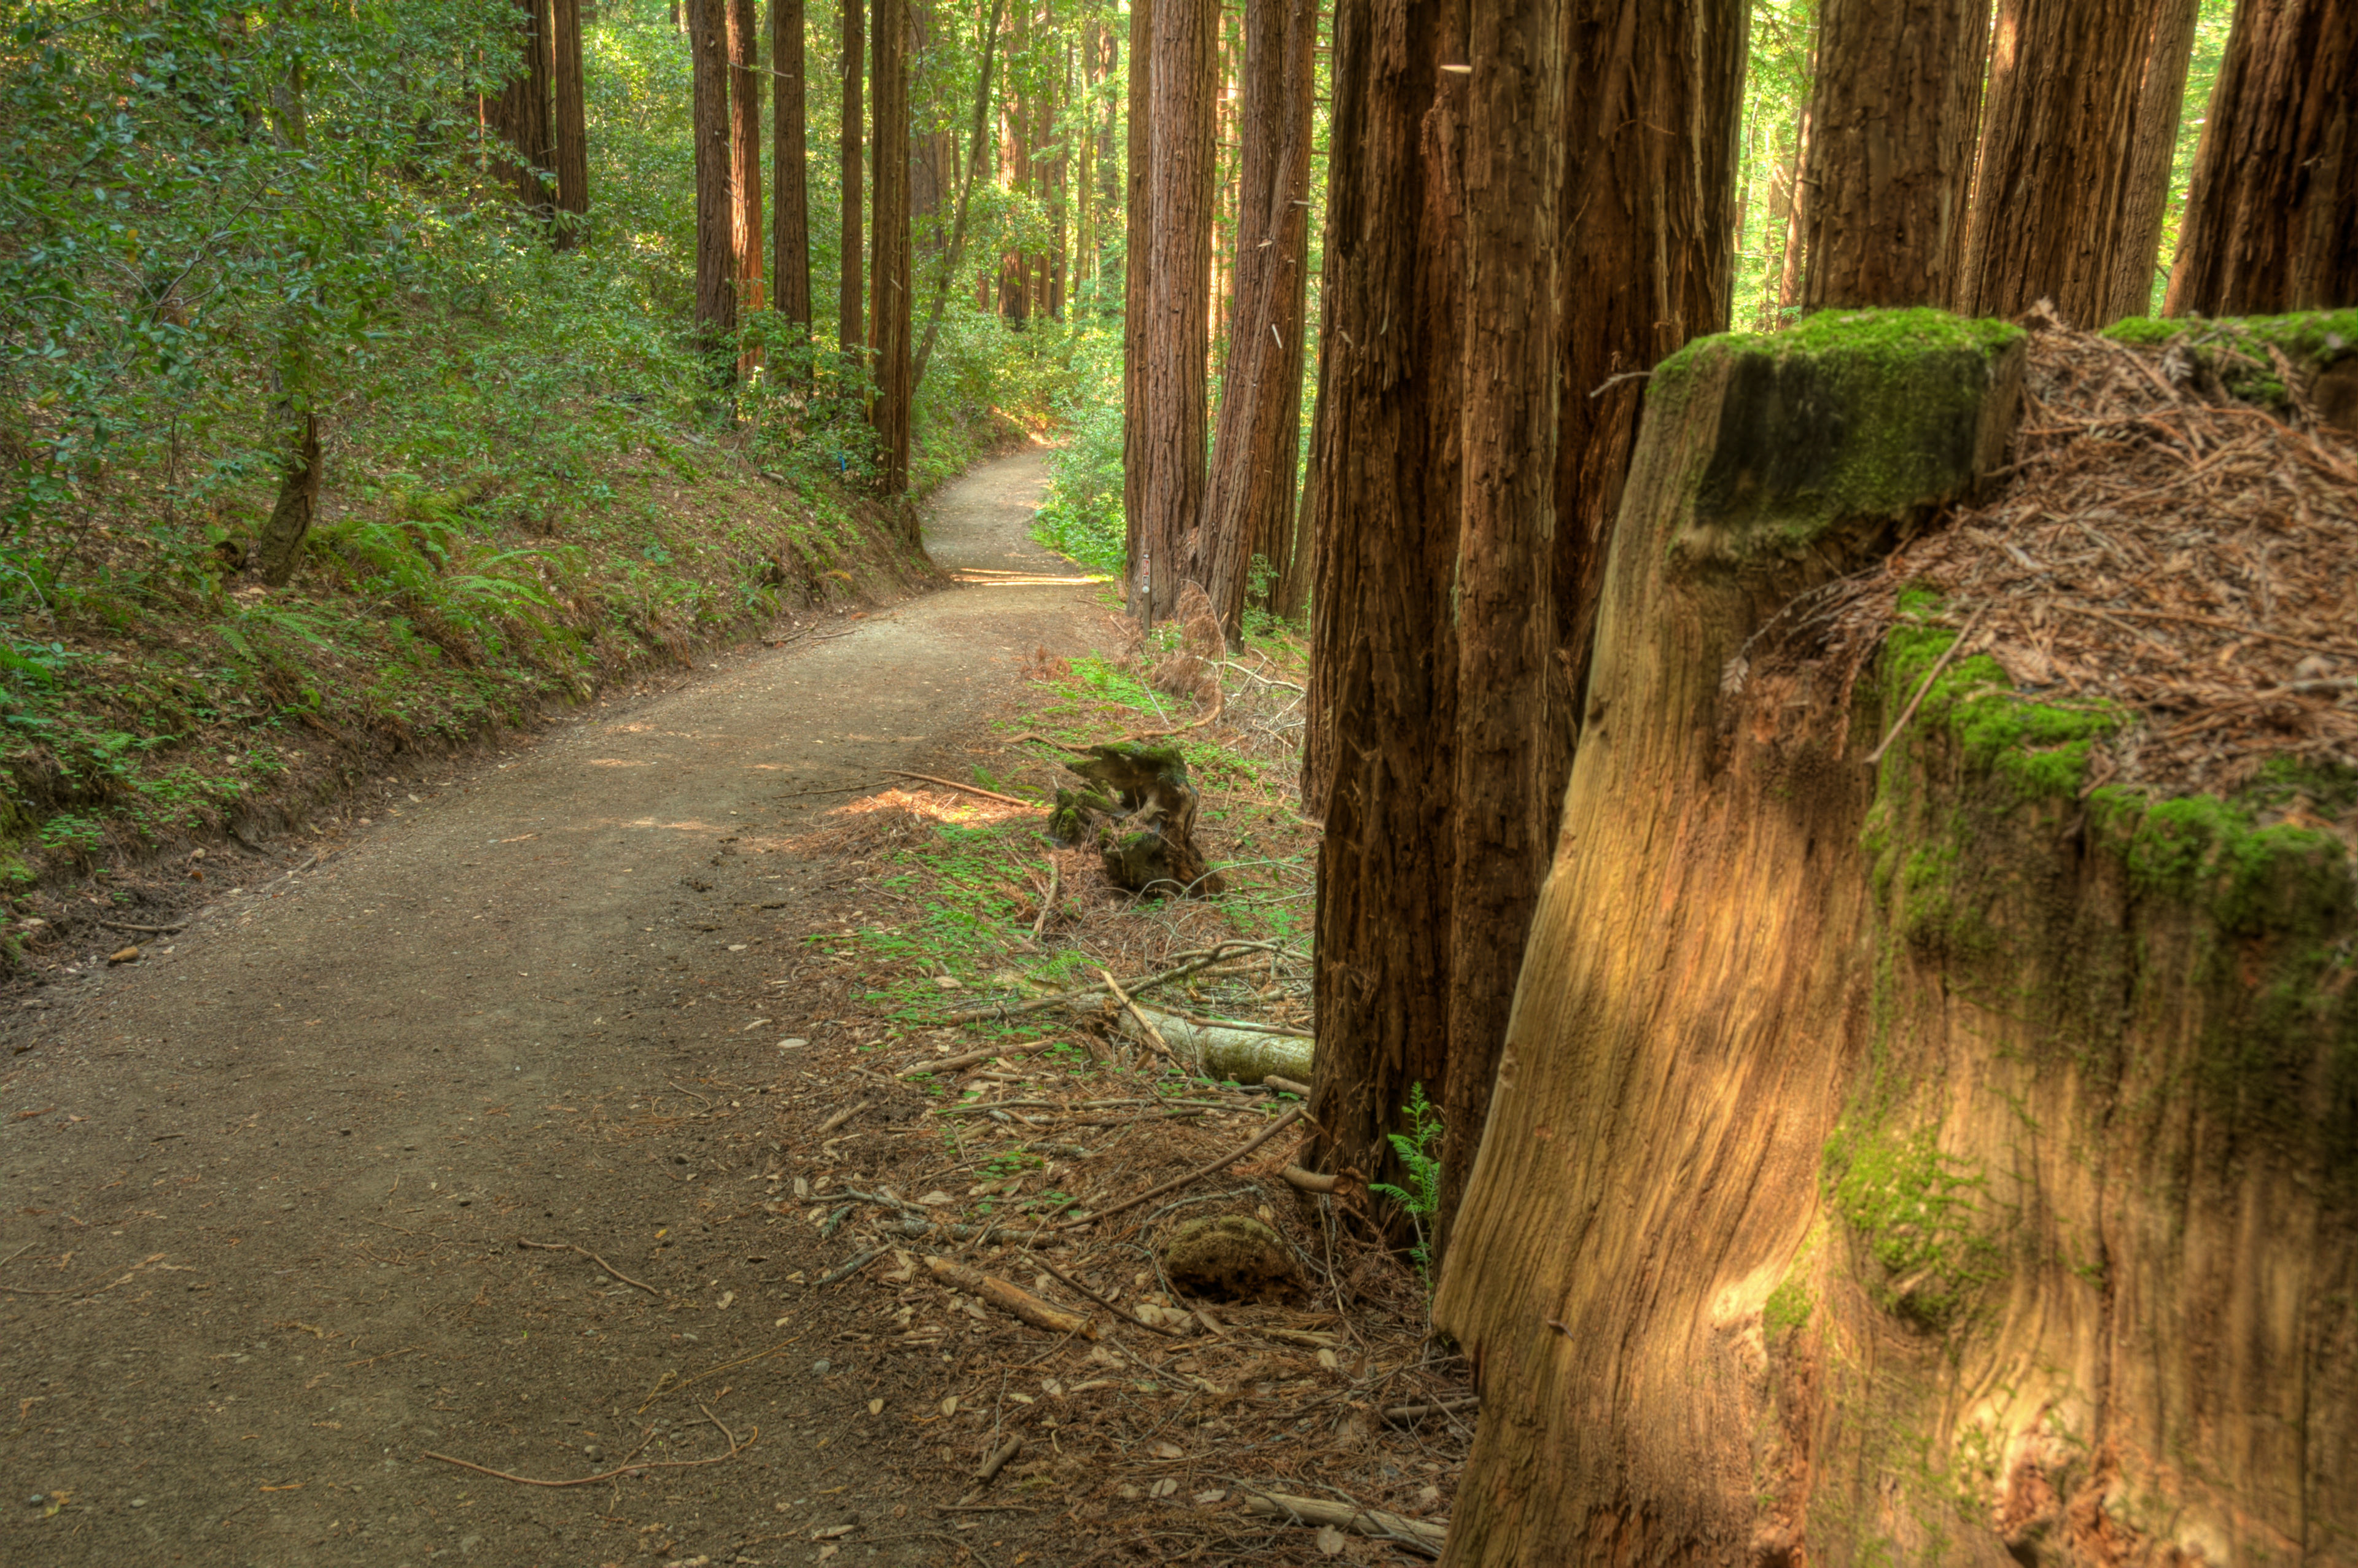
[1047,742,1225,898]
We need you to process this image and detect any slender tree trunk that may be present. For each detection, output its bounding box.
[1757,122,1793,329]
[2165,0,2358,316]
[870,0,914,495]
[486,0,555,213]
[914,0,1006,393]
[838,0,866,360]
[688,0,738,374]
[2105,0,2201,319]
[1273,274,1323,624]
[1799,0,1990,308]
[1121,0,1153,613]
[1301,0,1466,1200]
[1954,0,2168,325]
[728,0,766,377]
[1198,0,1318,638]
[551,0,590,246]
[1773,90,1811,319]
[1135,0,1218,624]
[773,0,814,365]
[255,411,321,588]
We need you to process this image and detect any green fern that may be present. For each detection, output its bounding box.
[1369,1082,1444,1283]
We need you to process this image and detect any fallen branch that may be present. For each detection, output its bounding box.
[1383,1395,1479,1423]
[1028,1254,1185,1338]
[1099,968,1174,1058]
[96,918,191,936]
[813,1245,890,1287]
[1030,858,1060,941]
[932,941,1296,1022]
[1280,1165,1338,1195]
[1866,604,1989,766]
[898,1041,1045,1079]
[1264,1075,1311,1098]
[423,1405,752,1489]
[884,770,1043,810]
[516,1239,661,1296]
[815,1100,873,1137]
[1236,1488,1448,1556]
[1060,1107,1306,1230]
[923,1256,1097,1338]
[973,1436,1022,1485]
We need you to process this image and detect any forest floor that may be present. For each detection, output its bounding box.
[0,452,1468,1568]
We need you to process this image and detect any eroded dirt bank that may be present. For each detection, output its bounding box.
[0,450,1121,1567]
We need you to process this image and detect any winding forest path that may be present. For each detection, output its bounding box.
[0,449,1110,1567]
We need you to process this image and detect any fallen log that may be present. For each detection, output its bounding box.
[1235,1488,1448,1556]
[922,1256,1097,1338]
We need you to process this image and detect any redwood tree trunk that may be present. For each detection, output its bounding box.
[728,0,766,375]
[2165,0,2358,316]
[551,0,590,246]
[1302,0,1466,1200]
[1134,0,1219,623]
[1799,0,1990,308]
[486,0,555,212]
[688,0,738,370]
[838,0,866,361]
[1954,0,2169,325]
[2106,0,2201,319]
[869,0,914,496]
[1121,0,1153,613]
[773,0,815,358]
[1197,0,1318,640]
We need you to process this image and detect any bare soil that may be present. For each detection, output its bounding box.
[0,451,1127,1567]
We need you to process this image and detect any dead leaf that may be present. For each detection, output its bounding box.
[1315,1524,1347,1555]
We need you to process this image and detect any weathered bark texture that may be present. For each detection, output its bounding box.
[1302,0,1466,1196]
[1799,0,1990,309]
[1433,312,2358,1566]
[728,0,766,375]
[838,0,866,359]
[1548,0,1746,850]
[255,412,321,588]
[2165,0,2358,316]
[550,0,590,244]
[1954,0,2168,325]
[688,0,738,363]
[1133,0,1219,623]
[868,0,912,495]
[486,0,556,212]
[772,0,814,351]
[1197,0,1319,640]
[1121,0,1152,611]
[2105,0,2200,319]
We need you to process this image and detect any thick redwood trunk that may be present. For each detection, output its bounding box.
[1955,0,2168,325]
[1302,0,1466,1198]
[551,0,590,245]
[1799,0,1990,308]
[688,0,737,368]
[838,0,866,359]
[728,0,766,376]
[773,0,814,352]
[2165,0,2358,316]
[869,0,913,496]
[1121,0,1153,613]
[1134,0,1218,623]
[2106,0,2200,319]
[486,0,555,212]
[1197,0,1318,640]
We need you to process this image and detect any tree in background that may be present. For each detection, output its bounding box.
[1955,0,2195,325]
[728,0,766,380]
[870,0,915,495]
[1131,0,1217,623]
[2166,0,2358,314]
[914,0,1009,390]
[839,0,866,362]
[1196,0,1317,640]
[772,0,814,363]
[2106,0,2202,319]
[688,0,738,373]
[551,0,591,246]
[1799,0,1989,308]
[1121,0,1152,610]
[484,0,556,214]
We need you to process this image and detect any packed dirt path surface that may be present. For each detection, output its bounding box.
[0,449,1111,1567]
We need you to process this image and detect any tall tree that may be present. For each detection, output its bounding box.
[1197,0,1318,638]
[728,0,766,378]
[772,0,815,361]
[688,0,737,371]
[914,0,1008,392]
[1799,0,1991,308]
[1133,0,1218,622]
[1121,0,1152,611]
[484,0,555,212]
[2166,0,2358,315]
[838,0,866,360]
[870,0,914,495]
[1955,0,2174,325]
[2106,0,2201,318]
[551,0,590,246]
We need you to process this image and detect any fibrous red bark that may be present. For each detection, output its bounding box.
[687,0,737,367]
[551,0,590,245]
[2165,0,2358,315]
[728,0,766,378]
[1121,0,1152,610]
[2106,0,2201,319]
[838,0,866,360]
[868,0,912,497]
[773,0,815,354]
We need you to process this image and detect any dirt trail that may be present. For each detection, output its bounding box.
[0,449,1111,1567]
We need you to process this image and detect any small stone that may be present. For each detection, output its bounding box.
[779,1037,808,1049]
[128,1499,146,1508]
[810,1359,831,1375]
[932,975,960,990]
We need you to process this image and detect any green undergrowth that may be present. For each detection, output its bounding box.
[2100,309,2358,412]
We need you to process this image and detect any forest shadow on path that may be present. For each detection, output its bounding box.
[0,447,1115,1567]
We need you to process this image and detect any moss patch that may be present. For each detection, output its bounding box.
[1823,1123,2002,1332]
